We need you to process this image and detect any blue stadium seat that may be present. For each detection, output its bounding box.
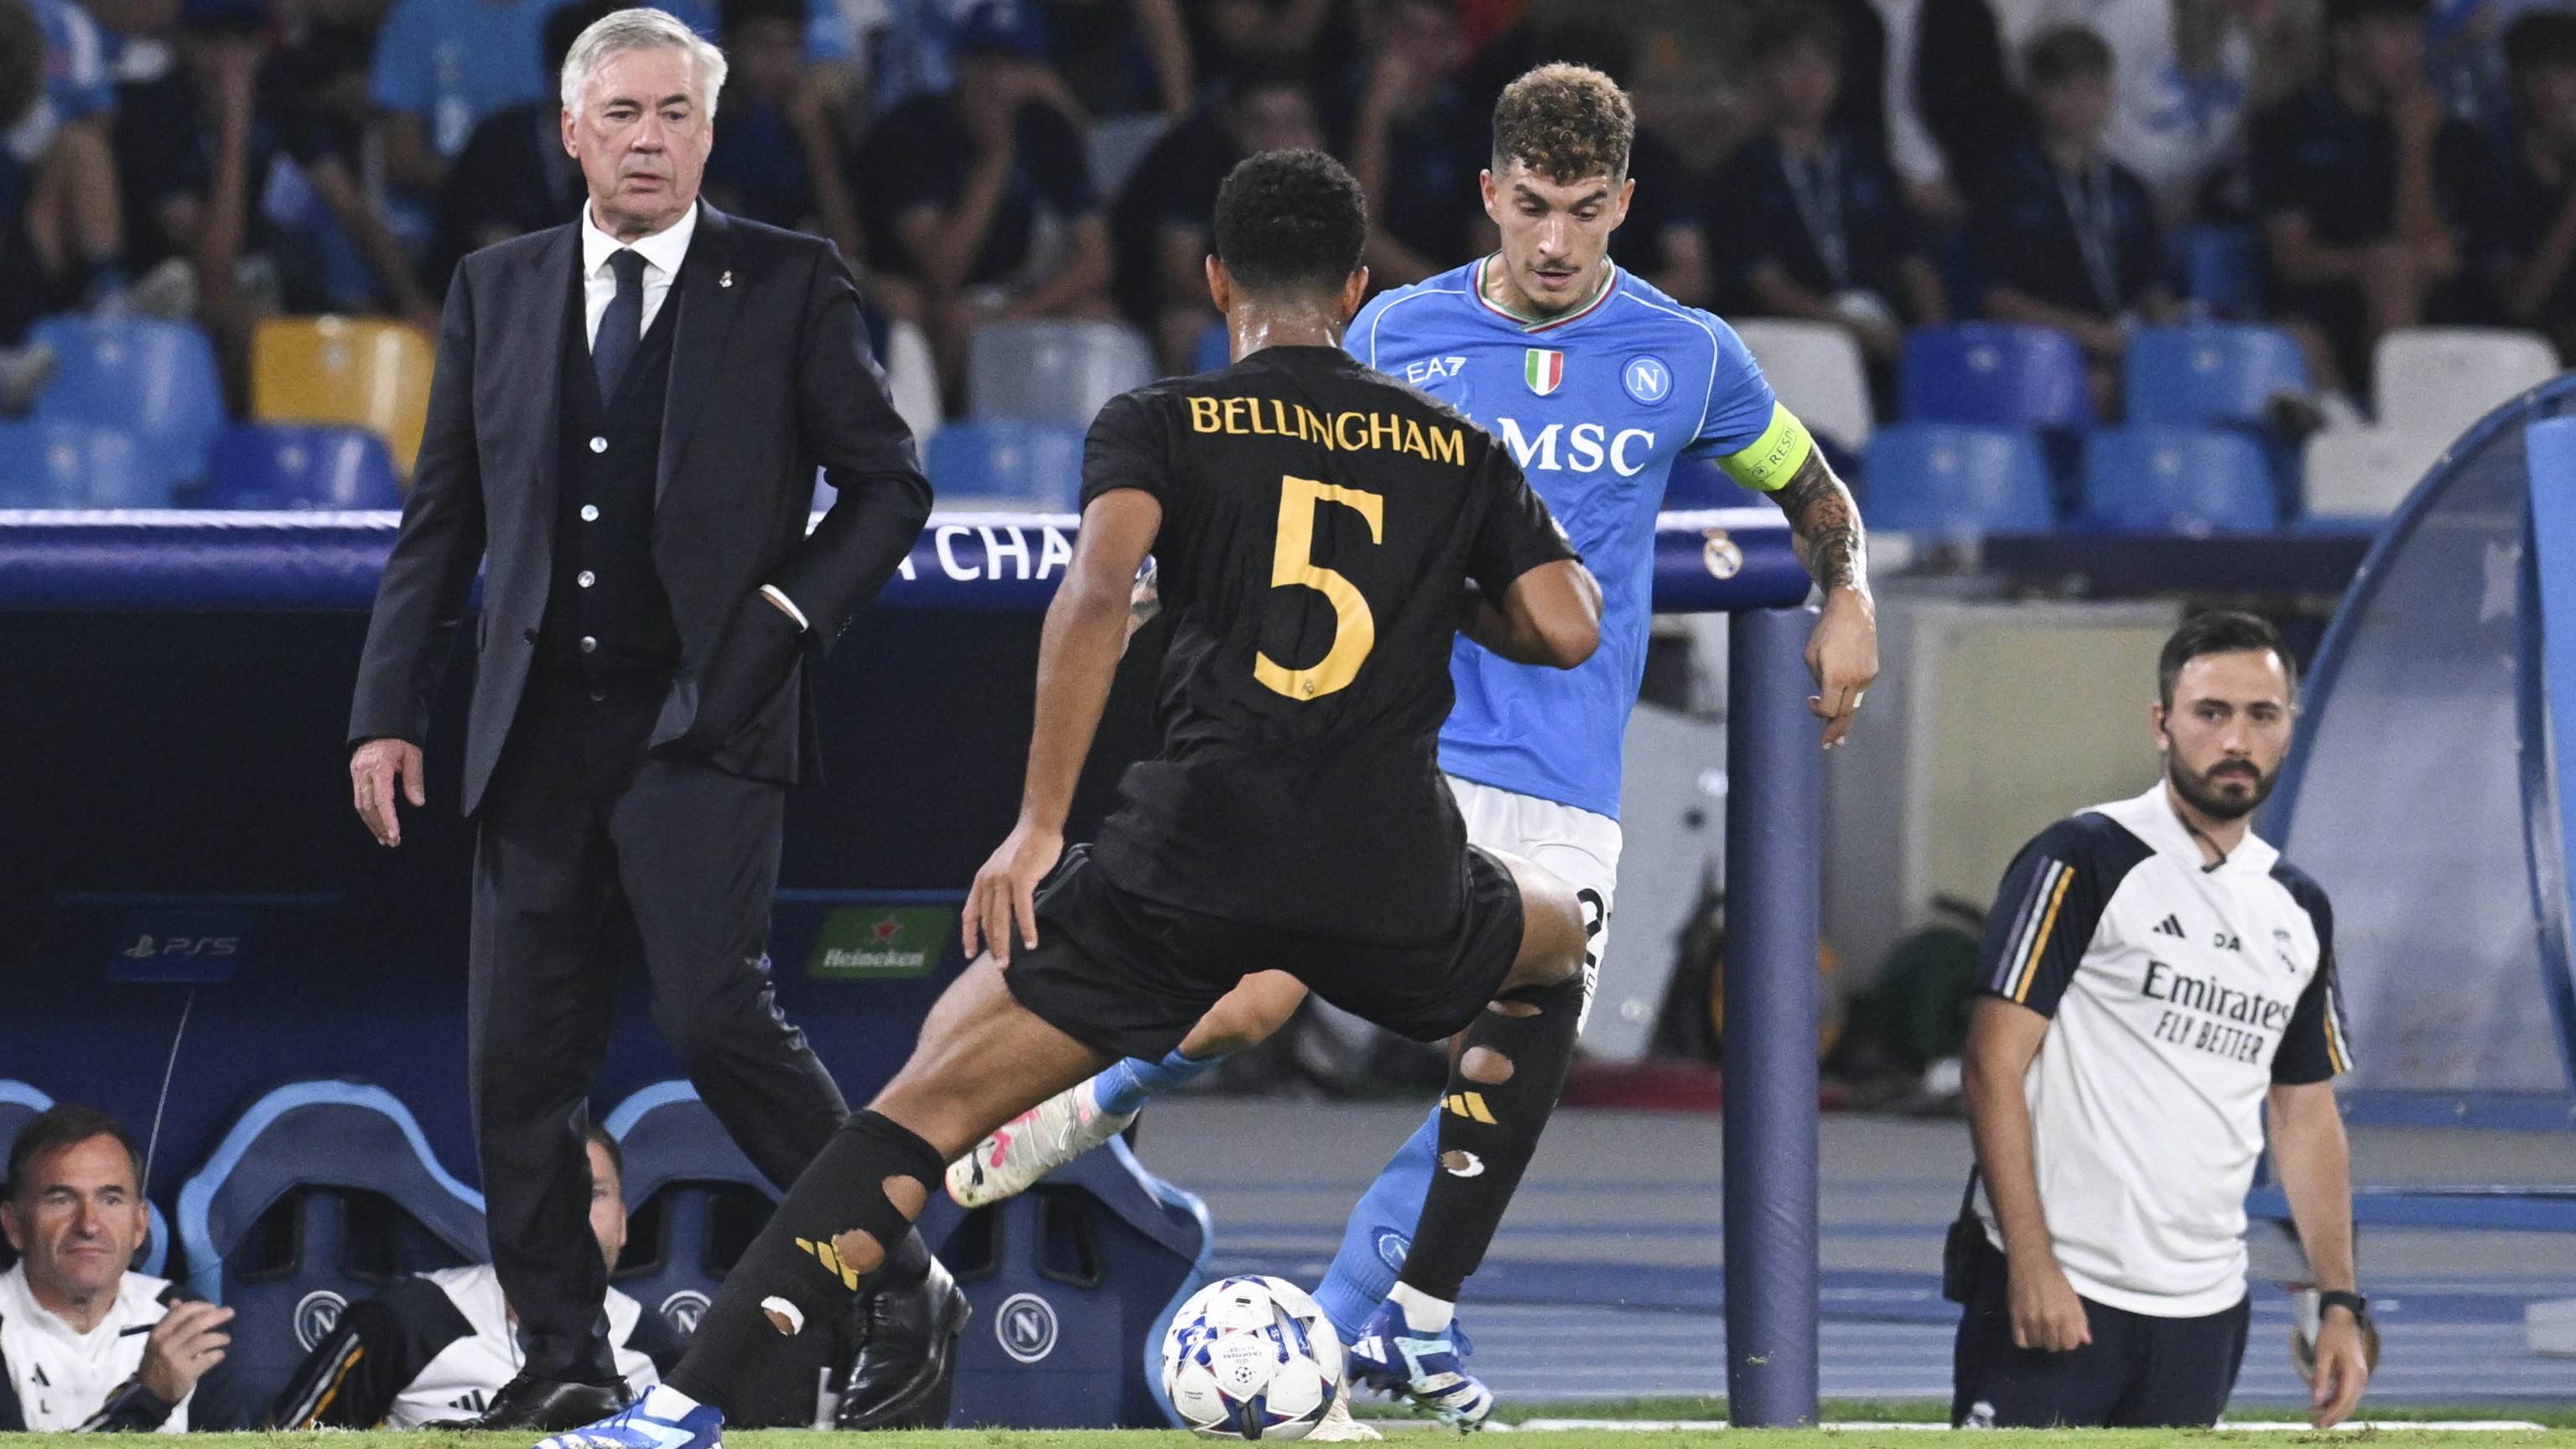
[2184,226,2262,314]
[176,1082,486,1409]
[1899,324,2092,428]
[0,420,161,507]
[2082,425,2279,533]
[0,1080,170,1278]
[29,315,226,489]
[927,419,1087,510]
[204,423,402,510]
[1859,423,2055,535]
[2123,324,2307,427]
[603,1081,777,1340]
[1193,319,1228,374]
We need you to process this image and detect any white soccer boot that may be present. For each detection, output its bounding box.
[945,1080,1136,1207]
[1306,1391,1384,1440]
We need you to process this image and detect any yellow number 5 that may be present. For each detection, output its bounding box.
[1255,475,1384,700]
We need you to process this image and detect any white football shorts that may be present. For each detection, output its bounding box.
[1446,773,1622,1033]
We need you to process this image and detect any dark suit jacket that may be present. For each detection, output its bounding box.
[348,204,934,814]
[1827,0,2022,194]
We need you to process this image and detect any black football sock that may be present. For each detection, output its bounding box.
[1394,971,1585,1306]
[665,1110,944,1423]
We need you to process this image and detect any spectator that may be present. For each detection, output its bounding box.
[1347,0,1481,286]
[269,1128,681,1430]
[1826,0,2021,227]
[3,0,135,336]
[858,0,1111,405]
[0,1105,252,1431]
[117,3,436,396]
[1040,0,1192,117]
[704,0,862,262]
[1111,60,1319,371]
[2251,0,2482,400]
[2473,10,2576,356]
[2027,0,2319,221]
[1715,6,1945,402]
[1184,0,1352,91]
[429,0,615,293]
[1976,26,2177,415]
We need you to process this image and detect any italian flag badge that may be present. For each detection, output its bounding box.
[1524,347,1565,396]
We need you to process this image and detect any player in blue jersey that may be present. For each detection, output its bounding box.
[947,65,1877,1431]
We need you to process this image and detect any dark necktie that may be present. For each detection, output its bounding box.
[595,249,647,399]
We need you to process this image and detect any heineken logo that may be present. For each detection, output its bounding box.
[809,906,952,979]
[1524,347,1565,396]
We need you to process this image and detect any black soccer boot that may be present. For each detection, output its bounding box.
[834,1231,971,1430]
[432,1372,630,1431]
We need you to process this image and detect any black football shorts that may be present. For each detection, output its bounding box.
[1002,844,1526,1062]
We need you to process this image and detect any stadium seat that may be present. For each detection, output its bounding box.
[204,423,402,510]
[968,319,1155,428]
[603,1082,776,1339]
[1899,324,2092,429]
[1858,423,2054,536]
[2082,424,2278,533]
[2374,326,2559,441]
[250,316,435,478]
[2303,424,2444,523]
[2182,226,2262,314]
[0,420,161,507]
[1193,318,1228,375]
[0,1079,174,1281]
[927,418,1087,510]
[1732,318,1873,449]
[27,316,226,491]
[2122,323,2307,427]
[176,1081,486,1409]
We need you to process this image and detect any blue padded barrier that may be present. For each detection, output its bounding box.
[175,1081,487,1409]
[0,507,1810,615]
[603,1081,778,1338]
[29,316,225,490]
[913,1135,1211,1429]
[1899,324,2092,428]
[2123,323,2308,427]
[0,1079,171,1279]
[1860,423,2054,535]
[203,424,402,511]
[2082,425,2278,533]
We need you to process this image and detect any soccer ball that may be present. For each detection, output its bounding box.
[1161,1275,1346,1439]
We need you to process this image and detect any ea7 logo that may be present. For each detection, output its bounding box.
[1403,356,1467,385]
[122,934,238,959]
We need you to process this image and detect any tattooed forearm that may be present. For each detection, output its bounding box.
[1771,449,1867,594]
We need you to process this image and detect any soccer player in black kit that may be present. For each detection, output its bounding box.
[537,150,1605,1448]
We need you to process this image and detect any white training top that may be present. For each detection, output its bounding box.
[0,1264,195,1431]
[1976,783,2354,1317]
[387,1265,660,1428]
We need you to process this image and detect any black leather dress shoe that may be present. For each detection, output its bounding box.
[433,1373,631,1431]
[834,1233,970,1430]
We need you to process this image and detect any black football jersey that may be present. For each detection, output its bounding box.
[1081,345,1576,943]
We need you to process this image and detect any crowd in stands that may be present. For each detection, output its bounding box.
[0,0,2566,460]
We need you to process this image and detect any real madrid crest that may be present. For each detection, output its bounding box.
[1702,528,1742,580]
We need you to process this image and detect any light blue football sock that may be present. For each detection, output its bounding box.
[1091,1049,1219,1117]
[1314,1104,1442,1344]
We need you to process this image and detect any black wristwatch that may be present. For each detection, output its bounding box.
[2318,1289,2368,1322]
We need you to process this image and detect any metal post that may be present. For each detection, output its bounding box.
[1722,605,1822,1426]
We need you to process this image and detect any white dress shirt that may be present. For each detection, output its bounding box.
[579,200,698,351]
[1872,0,1949,189]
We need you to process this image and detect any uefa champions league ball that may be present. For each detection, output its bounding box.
[1161,1275,1346,1439]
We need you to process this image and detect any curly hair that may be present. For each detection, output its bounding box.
[1490,63,1633,186]
[1214,148,1368,294]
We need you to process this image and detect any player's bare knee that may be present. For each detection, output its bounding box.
[1500,854,1585,992]
[1461,1045,1514,1083]
[1186,971,1306,1056]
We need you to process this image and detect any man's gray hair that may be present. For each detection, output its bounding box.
[560,7,730,122]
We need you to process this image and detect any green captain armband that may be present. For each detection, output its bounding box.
[1716,402,1815,493]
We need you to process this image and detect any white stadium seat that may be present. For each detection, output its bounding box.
[2302,424,2444,521]
[968,319,1157,428]
[2373,326,2559,440]
[1728,318,1873,450]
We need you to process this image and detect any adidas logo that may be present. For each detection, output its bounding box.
[1442,1091,1496,1124]
[795,1236,862,1289]
[2153,915,2186,938]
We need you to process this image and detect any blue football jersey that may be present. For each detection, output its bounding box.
[1348,257,1801,819]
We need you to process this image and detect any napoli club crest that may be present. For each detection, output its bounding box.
[1623,356,1673,405]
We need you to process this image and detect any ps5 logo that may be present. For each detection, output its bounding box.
[122,934,238,959]
[995,1291,1059,1363]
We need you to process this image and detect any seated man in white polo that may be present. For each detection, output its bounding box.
[0,1104,250,1431]
[271,1127,680,1428]
[1955,610,2371,1428]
